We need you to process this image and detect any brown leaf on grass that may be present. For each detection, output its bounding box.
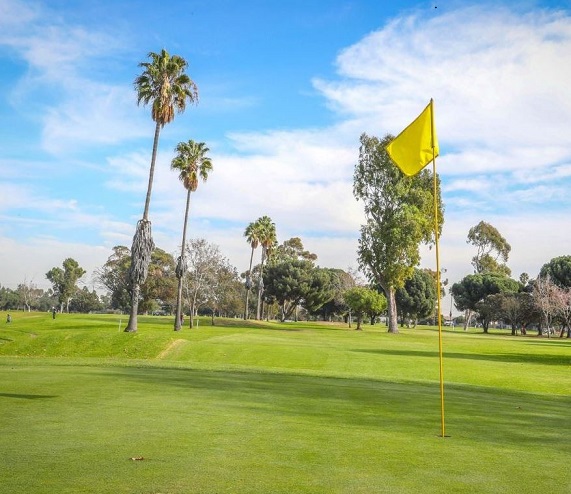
[130,456,144,461]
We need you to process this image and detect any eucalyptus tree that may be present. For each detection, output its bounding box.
[467,221,511,275]
[354,133,443,334]
[255,216,277,320]
[125,49,199,333]
[46,258,86,313]
[171,140,213,331]
[243,220,262,319]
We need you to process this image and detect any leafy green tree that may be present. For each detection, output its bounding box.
[263,258,332,322]
[139,248,177,315]
[46,258,86,313]
[125,49,199,333]
[353,133,443,334]
[208,263,243,321]
[475,293,505,333]
[95,246,131,312]
[467,221,511,276]
[314,269,356,321]
[69,287,103,313]
[451,273,519,333]
[395,268,437,327]
[273,237,317,263]
[171,140,213,331]
[0,285,19,310]
[96,246,176,314]
[343,286,387,330]
[539,256,571,288]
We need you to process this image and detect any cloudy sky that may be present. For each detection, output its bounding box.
[1,0,570,303]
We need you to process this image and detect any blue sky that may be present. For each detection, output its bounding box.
[1,0,571,297]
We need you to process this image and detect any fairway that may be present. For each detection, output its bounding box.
[1,313,570,493]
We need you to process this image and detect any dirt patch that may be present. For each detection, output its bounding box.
[157,339,187,359]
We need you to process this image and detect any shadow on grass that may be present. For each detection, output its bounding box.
[351,348,570,366]
[100,366,571,450]
[0,393,57,399]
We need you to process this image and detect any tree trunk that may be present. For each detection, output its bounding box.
[386,287,399,333]
[174,190,191,331]
[124,284,140,333]
[125,122,161,333]
[244,247,255,319]
[142,122,161,221]
[256,249,266,320]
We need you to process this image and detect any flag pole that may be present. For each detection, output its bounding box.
[430,98,446,438]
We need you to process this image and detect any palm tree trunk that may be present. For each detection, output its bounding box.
[125,284,140,333]
[143,122,162,220]
[244,246,255,319]
[174,190,191,331]
[256,249,266,320]
[125,123,161,333]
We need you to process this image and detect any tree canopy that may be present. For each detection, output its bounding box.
[46,258,86,313]
[343,286,387,330]
[395,268,437,327]
[451,273,520,332]
[539,255,571,288]
[467,221,511,276]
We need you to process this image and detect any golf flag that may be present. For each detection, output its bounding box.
[385,100,439,176]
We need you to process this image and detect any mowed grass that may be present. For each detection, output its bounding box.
[0,312,569,493]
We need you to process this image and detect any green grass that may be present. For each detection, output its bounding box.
[1,312,570,493]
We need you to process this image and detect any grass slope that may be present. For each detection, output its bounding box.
[0,312,569,493]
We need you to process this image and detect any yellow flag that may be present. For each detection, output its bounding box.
[385,100,439,176]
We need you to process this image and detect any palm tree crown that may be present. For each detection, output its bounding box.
[171,140,213,191]
[135,49,199,127]
[257,216,277,259]
[244,222,261,251]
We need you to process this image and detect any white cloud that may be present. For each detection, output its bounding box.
[315,6,571,175]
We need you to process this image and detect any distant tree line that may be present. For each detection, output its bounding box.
[450,221,571,338]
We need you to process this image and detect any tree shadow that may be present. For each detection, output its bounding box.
[0,393,57,399]
[351,348,569,366]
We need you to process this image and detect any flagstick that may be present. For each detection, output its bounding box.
[430,99,446,438]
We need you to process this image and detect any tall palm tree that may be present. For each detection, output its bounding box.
[243,221,262,319]
[171,140,213,331]
[125,49,198,333]
[255,216,277,320]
